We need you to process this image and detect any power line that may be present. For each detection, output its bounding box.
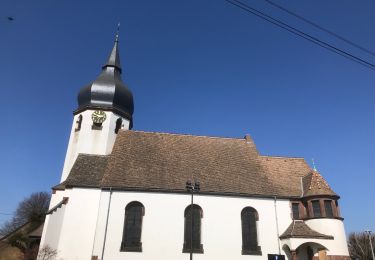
[225,0,375,70]
[0,212,13,215]
[224,0,375,71]
[264,0,375,57]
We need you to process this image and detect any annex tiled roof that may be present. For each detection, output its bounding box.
[259,156,312,197]
[59,130,336,198]
[302,170,337,197]
[28,223,44,238]
[280,220,334,240]
[65,155,108,188]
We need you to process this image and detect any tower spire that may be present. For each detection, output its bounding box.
[77,25,134,124]
[68,28,134,180]
[102,23,122,72]
[115,22,120,42]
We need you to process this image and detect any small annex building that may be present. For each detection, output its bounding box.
[39,34,350,260]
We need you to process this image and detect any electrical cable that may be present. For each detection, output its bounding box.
[264,0,375,57]
[225,0,375,71]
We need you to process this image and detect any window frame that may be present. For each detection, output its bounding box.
[182,204,204,254]
[115,117,123,134]
[334,200,341,217]
[120,201,145,252]
[311,200,322,217]
[241,207,262,255]
[291,202,300,220]
[75,114,83,131]
[324,200,334,218]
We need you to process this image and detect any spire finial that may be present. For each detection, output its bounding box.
[115,22,120,42]
[102,23,122,72]
[312,158,317,171]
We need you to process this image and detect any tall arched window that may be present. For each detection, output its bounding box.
[183,204,203,253]
[241,207,261,255]
[120,201,144,252]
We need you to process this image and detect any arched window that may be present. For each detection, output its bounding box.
[183,204,203,253]
[75,115,82,131]
[120,201,144,252]
[241,207,261,255]
[115,118,122,134]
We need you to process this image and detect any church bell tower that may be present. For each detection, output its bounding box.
[60,33,134,182]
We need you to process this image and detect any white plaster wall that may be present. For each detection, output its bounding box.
[93,191,293,260]
[42,205,66,251]
[279,219,349,259]
[39,191,68,252]
[61,110,130,181]
[282,237,347,260]
[40,188,102,260]
[305,219,349,256]
[40,189,349,260]
[56,188,102,260]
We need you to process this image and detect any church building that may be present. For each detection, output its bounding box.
[39,34,350,260]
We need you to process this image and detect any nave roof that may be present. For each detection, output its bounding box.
[56,130,337,198]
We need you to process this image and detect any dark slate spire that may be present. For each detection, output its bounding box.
[75,29,134,126]
[102,29,121,72]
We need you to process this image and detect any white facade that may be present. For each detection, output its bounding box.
[40,36,350,260]
[305,219,349,256]
[40,188,349,260]
[61,110,130,181]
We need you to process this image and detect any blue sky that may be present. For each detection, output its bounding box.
[1,0,374,233]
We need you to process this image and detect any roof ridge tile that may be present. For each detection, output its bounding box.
[120,130,245,141]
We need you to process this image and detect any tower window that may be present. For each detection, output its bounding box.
[324,200,334,218]
[183,204,203,253]
[115,118,123,134]
[303,201,309,217]
[312,200,321,217]
[292,203,300,219]
[120,201,144,252]
[241,207,262,255]
[335,200,340,217]
[75,115,82,131]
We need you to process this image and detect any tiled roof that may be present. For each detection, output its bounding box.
[65,155,108,188]
[302,170,337,197]
[259,156,311,197]
[280,220,334,239]
[59,130,336,198]
[0,222,30,242]
[28,223,44,238]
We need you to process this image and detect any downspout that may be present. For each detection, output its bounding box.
[274,196,281,255]
[91,190,104,257]
[101,188,113,260]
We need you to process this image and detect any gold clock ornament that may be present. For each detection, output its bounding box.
[91,110,107,124]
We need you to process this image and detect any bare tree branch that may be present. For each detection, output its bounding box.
[0,192,50,236]
[348,231,375,259]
